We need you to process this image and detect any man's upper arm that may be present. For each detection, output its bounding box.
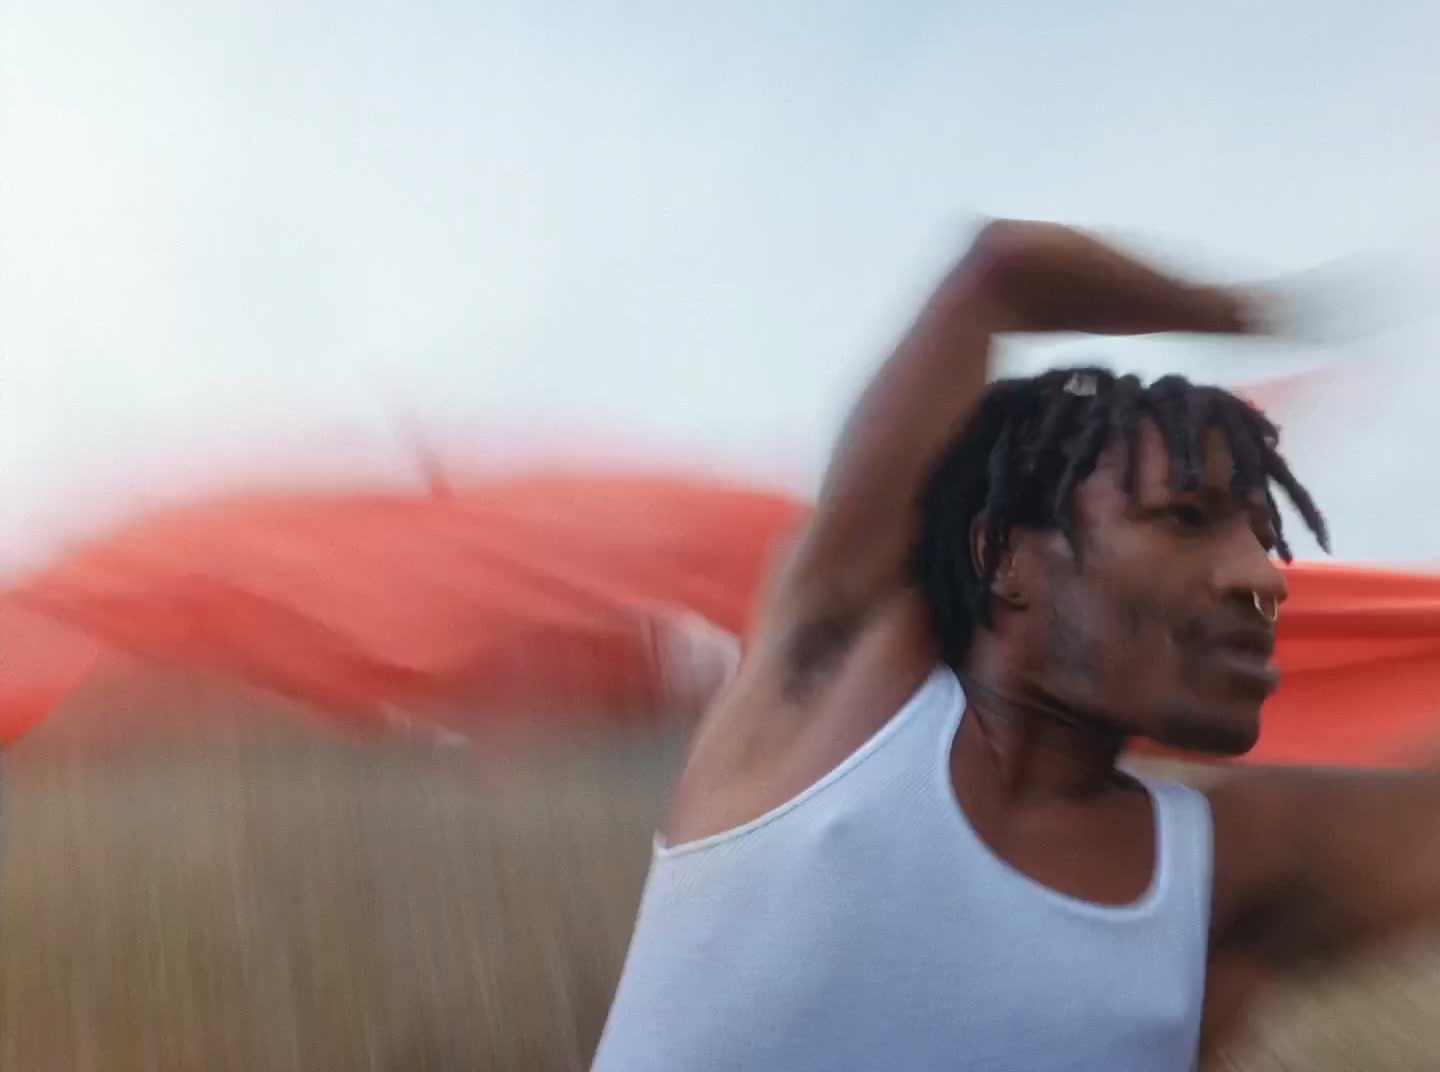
[1209,767,1440,970]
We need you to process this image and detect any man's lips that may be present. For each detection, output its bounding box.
[1209,626,1279,694]
[1214,626,1275,660]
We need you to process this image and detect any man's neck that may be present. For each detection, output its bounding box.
[956,650,1130,802]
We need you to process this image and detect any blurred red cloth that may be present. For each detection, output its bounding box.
[3,473,1438,768]
[1,474,802,743]
[0,601,112,743]
[1244,563,1440,768]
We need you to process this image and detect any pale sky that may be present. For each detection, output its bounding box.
[2,1,1438,573]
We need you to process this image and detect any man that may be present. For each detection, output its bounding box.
[590,221,1440,1070]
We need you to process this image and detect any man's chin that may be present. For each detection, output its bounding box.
[1154,703,1260,758]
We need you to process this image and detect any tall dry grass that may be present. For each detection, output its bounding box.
[3,670,1437,1071]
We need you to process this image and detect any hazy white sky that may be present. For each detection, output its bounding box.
[2,1,1438,571]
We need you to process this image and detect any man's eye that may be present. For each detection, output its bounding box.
[1168,504,1208,528]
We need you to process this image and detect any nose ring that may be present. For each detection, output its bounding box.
[1253,591,1279,624]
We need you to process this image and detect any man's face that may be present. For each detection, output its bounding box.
[1009,421,1288,756]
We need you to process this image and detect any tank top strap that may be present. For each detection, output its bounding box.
[1134,773,1215,927]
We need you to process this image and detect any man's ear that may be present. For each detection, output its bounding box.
[968,514,1028,609]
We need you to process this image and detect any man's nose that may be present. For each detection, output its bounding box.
[1215,531,1288,614]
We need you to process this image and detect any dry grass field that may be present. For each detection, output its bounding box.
[3,670,1437,1071]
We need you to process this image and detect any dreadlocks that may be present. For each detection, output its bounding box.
[912,367,1329,669]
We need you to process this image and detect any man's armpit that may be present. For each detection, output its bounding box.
[780,611,865,703]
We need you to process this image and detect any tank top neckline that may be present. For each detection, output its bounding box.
[936,669,1172,919]
[657,664,1176,924]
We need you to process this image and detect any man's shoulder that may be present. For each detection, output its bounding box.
[661,597,938,847]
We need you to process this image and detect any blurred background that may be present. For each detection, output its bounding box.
[3,2,1439,1070]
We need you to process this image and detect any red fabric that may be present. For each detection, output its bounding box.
[2,474,802,742]
[1248,563,1440,767]
[4,473,1439,768]
[0,601,113,744]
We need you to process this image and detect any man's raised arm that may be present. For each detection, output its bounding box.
[758,221,1255,677]
[668,221,1260,846]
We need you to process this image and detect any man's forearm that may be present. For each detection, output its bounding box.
[983,221,1252,337]
[1215,767,1440,973]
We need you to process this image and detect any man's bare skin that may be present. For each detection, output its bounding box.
[662,220,1440,1060]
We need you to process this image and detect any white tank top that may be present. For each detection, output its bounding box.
[591,667,1213,1072]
